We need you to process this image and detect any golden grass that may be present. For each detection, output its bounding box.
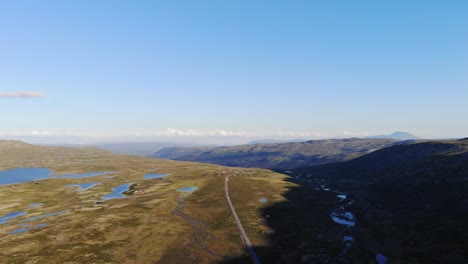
[0,141,292,263]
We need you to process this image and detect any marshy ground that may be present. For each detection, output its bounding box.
[0,141,296,263]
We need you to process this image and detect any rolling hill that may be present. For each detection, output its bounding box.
[152,138,400,169]
[89,141,198,156]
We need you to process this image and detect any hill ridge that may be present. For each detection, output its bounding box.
[153,138,400,169]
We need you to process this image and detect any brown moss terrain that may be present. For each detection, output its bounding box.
[0,140,293,264]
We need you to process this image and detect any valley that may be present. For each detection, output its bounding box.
[152,138,468,263]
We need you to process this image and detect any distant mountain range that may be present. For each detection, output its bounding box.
[1,131,419,156]
[152,138,400,169]
[248,132,420,143]
[366,131,419,140]
[39,141,208,156]
[247,138,309,144]
[88,141,200,156]
[89,134,418,156]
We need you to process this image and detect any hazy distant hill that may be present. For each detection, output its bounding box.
[36,141,211,156]
[247,138,308,144]
[152,138,400,169]
[294,139,468,263]
[90,141,197,156]
[366,131,419,140]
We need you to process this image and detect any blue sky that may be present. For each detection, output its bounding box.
[0,0,467,143]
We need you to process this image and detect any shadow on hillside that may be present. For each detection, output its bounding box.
[217,178,355,264]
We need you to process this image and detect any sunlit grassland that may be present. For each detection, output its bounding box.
[0,141,293,263]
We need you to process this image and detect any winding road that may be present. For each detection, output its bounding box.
[225,176,261,264]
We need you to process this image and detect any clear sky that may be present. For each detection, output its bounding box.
[1,0,467,143]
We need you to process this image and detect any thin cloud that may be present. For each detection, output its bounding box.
[152,128,250,137]
[149,128,325,138]
[31,130,50,135]
[342,130,369,137]
[0,91,44,98]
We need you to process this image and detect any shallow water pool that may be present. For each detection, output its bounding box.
[144,173,168,179]
[102,183,133,200]
[0,211,26,224]
[177,186,198,193]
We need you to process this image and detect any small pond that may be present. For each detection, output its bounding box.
[144,173,168,179]
[177,186,198,193]
[330,211,355,227]
[0,211,26,224]
[101,183,132,200]
[337,194,347,200]
[259,198,268,203]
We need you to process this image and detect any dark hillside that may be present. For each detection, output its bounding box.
[296,140,467,184]
[294,140,468,263]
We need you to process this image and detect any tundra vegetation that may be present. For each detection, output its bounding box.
[0,140,294,263]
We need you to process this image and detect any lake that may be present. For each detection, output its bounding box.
[101,183,133,200]
[0,168,113,185]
